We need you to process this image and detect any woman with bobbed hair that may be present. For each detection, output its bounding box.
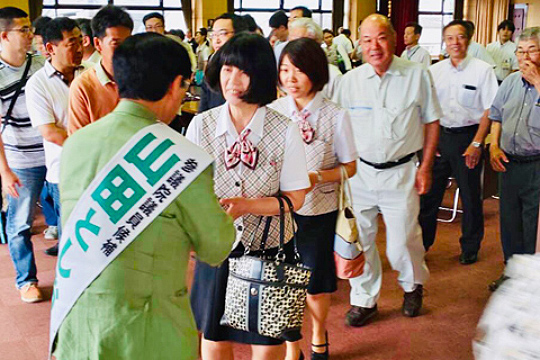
[187,33,310,360]
[269,37,358,360]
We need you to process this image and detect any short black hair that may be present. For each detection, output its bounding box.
[279,38,328,94]
[76,18,94,46]
[33,16,52,36]
[322,28,334,36]
[341,29,351,36]
[443,19,471,40]
[497,19,515,33]
[215,13,249,34]
[291,6,312,18]
[113,33,192,101]
[197,27,208,37]
[91,5,134,39]
[405,22,422,35]
[242,14,258,32]
[205,33,277,106]
[464,20,475,38]
[169,29,185,40]
[143,12,164,26]
[43,17,79,45]
[269,10,288,29]
[0,7,28,30]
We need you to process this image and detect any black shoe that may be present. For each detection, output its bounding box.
[459,252,478,265]
[311,332,329,360]
[345,305,378,327]
[402,285,423,317]
[488,274,509,292]
[45,243,58,257]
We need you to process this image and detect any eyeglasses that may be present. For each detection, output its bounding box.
[7,27,34,35]
[515,49,540,57]
[145,25,164,31]
[209,30,234,39]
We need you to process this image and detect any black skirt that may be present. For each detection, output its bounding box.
[294,211,338,295]
[190,240,296,345]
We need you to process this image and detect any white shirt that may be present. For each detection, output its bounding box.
[468,41,496,67]
[400,45,431,68]
[186,103,310,192]
[274,41,288,65]
[325,64,342,101]
[279,92,358,163]
[487,40,519,81]
[26,61,85,183]
[82,50,101,68]
[196,42,211,71]
[335,56,442,163]
[333,34,353,55]
[429,56,498,128]
[322,43,352,71]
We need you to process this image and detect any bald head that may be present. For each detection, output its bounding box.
[359,14,396,75]
[360,14,395,37]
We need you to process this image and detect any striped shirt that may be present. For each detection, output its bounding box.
[0,53,46,169]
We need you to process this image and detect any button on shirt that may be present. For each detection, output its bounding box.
[489,72,540,156]
[486,40,519,81]
[335,56,442,163]
[400,45,431,69]
[429,56,498,128]
[26,61,85,183]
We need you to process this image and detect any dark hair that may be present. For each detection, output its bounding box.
[0,7,28,30]
[169,29,185,40]
[76,18,94,46]
[291,6,312,18]
[43,17,79,45]
[443,19,471,40]
[215,13,249,34]
[33,16,52,36]
[269,10,288,29]
[113,33,191,101]
[497,19,515,33]
[242,14,258,32]
[341,29,351,36]
[143,12,164,26]
[405,22,422,35]
[91,5,134,39]
[197,27,208,37]
[205,33,277,106]
[279,38,328,94]
[322,28,334,36]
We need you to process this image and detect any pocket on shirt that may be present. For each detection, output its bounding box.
[458,86,478,109]
[348,105,373,140]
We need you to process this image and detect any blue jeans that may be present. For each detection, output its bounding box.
[41,182,58,226]
[48,182,62,240]
[7,166,46,288]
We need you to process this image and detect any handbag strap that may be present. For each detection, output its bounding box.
[275,196,286,261]
[339,166,354,210]
[279,195,303,263]
[245,215,273,254]
[2,54,32,134]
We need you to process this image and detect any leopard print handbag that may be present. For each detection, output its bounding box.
[220,196,312,341]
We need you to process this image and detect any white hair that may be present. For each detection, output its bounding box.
[288,17,323,44]
[518,27,540,44]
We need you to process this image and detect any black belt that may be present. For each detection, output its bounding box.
[441,124,479,134]
[359,153,415,170]
[505,153,540,163]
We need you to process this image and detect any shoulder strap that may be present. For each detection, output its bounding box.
[2,54,33,133]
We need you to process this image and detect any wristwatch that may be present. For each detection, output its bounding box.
[471,141,482,148]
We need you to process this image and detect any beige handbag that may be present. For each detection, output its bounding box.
[334,167,365,279]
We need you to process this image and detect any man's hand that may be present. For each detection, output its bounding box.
[1,169,21,198]
[463,145,482,169]
[521,60,540,87]
[219,197,249,220]
[490,145,509,172]
[415,167,432,195]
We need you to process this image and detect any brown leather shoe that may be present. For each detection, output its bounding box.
[403,285,423,317]
[20,283,43,303]
[345,305,378,327]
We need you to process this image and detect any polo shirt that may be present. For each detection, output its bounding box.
[487,40,519,81]
[489,72,540,156]
[467,41,496,67]
[0,53,45,169]
[429,56,498,128]
[400,45,431,68]
[26,61,85,183]
[335,56,442,163]
[82,50,101,68]
[68,60,119,134]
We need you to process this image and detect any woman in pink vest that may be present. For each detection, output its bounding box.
[186,33,310,360]
[269,38,358,360]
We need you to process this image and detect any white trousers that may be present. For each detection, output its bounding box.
[348,159,429,308]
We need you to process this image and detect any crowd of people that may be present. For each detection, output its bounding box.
[0,3,540,360]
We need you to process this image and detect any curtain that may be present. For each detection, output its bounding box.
[389,0,419,55]
[28,0,44,22]
[467,0,510,45]
[181,0,192,31]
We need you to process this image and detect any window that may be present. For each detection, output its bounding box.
[418,0,455,56]
[42,0,186,34]
[235,0,333,37]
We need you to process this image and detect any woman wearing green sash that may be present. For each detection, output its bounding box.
[52,33,235,360]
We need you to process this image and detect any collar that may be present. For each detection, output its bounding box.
[113,99,158,121]
[87,50,101,63]
[407,44,419,52]
[95,60,114,86]
[215,102,266,140]
[44,60,84,82]
[449,55,472,71]
[366,55,403,79]
[286,91,324,120]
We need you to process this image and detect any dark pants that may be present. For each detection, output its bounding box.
[499,159,540,261]
[419,128,484,254]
